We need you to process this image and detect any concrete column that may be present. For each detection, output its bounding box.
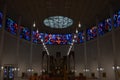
[96,18,102,80]
[110,7,118,80]
[83,29,89,77]
[15,16,21,78]
[0,3,7,80]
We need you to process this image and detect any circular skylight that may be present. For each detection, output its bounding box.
[43,16,73,29]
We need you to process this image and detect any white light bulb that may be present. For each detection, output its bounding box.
[18,68,20,71]
[78,22,81,28]
[43,43,45,45]
[72,39,75,42]
[31,69,34,72]
[12,68,15,71]
[71,43,74,45]
[36,29,39,33]
[112,66,115,70]
[1,66,4,70]
[117,66,120,69]
[43,69,45,72]
[76,29,78,34]
[14,68,17,71]
[100,68,104,71]
[83,69,90,72]
[86,69,90,72]
[97,67,103,71]
[33,22,36,27]
[97,68,99,71]
[74,35,77,38]
[41,39,43,42]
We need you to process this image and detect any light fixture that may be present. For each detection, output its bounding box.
[74,35,77,38]
[83,68,90,72]
[112,66,115,70]
[33,22,36,27]
[97,67,104,71]
[76,29,78,34]
[41,40,49,55]
[78,22,81,28]
[12,68,15,71]
[14,68,17,71]
[41,39,43,42]
[42,69,45,72]
[71,43,74,45]
[13,67,20,71]
[1,66,4,70]
[31,69,34,72]
[27,69,31,72]
[36,29,39,33]
[27,68,34,72]
[112,66,120,70]
[17,68,20,71]
[72,39,75,42]
[71,69,76,72]
[117,66,120,69]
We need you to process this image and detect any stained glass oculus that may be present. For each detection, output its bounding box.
[44,16,73,29]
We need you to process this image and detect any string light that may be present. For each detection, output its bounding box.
[67,21,81,55]
[74,35,77,38]
[41,39,43,42]
[41,39,49,55]
[71,43,74,45]
[67,42,74,55]
[72,39,75,42]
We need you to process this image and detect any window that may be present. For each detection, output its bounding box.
[20,27,31,41]
[104,18,112,32]
[117,11,120,27]
[6,18,18,35]
[86,26,97,40]
[98,22,105,36]
[43,33,73,45]
[44,16,73,29]
[78,31,84,43]
[32,31,44,44]
[113,14,118,28]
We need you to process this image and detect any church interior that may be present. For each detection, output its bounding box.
[0,0,120,80]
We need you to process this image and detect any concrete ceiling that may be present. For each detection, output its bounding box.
[0,0,120,34]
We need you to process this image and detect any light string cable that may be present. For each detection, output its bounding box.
[33,21,49,55]
[40,38,50,55]
[67,22,81,56]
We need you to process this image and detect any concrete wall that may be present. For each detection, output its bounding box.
[0,28,120,80]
